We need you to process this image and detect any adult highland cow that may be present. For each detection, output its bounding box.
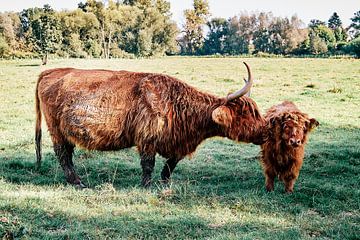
[35,62,265,187]
[261,101,319,193]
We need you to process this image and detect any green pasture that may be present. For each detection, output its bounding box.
[0,57,359,239]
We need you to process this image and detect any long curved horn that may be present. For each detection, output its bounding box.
[226,62,253,101]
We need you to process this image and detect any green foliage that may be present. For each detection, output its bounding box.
[308,19,325,28]
[59,8,99,57]
[0,34,9,57]
[80,0,177,58]
[333,27,347,42]
[0,57,359,238]
[349,10,360,38]
[203,18,229,54]
[0,1,178,59]
[309,32,328,54]
[223,15,252,54]
[253,28,271,53]
[328,12,342,30]
[0,3,357,58]
[312,25,336,45]
[306,25,336,54]
[327,13,346,42]
[181,0,210,54]
[202,13,307,56]
[0,12,23,51]
[347,37,360,57]
[28,5,63,64]
[84,39,102,57]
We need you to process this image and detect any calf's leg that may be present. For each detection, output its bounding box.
[284,174,298,193]
[264,168,276,192]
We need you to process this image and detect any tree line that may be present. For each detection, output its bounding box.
[180,1,360,57]
[0,0,360,62]
[0,0,178,63]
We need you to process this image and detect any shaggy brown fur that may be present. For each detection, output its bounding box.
[261,101,318,193]
[35,66,265,187]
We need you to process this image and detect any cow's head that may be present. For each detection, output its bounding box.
[212,62,265,144]
[271,113,319,148]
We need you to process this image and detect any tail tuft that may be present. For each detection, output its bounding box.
[35,80,42,169]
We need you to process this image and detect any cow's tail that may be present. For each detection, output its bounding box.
[35,78,42,170]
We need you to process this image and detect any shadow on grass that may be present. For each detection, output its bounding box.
[1,203,303,239]
[0,125,359,239]
[16,64,41,67]
[0,125,359,192]
[0,125,359,202]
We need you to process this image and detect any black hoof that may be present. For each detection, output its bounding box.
[69,180,87,189]
[76,181,87,189]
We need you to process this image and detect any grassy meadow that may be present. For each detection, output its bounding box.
[0,57,359,239]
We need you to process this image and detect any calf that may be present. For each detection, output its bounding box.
[260,101,318,193]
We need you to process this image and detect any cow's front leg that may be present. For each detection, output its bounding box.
[140,151,156,188]
[161,157,180,183]
[284,174,298,193]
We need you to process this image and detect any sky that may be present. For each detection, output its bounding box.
[0,0,359,27]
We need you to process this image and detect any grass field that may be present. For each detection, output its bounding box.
[0,57,359,239]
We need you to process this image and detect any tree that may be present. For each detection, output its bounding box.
[155,0,171,16]
[225,26,249,55]
[0,13,22,52]
[59,9,100,57]
[285,15,308,53]
[348,36,360,57]
[309,19,325,29]
[327,12,346,42]
[313,25,336,45]
[252,12,272,53]
[224,13,258,54]
[306,24,335,54]
[181,0,210,54]
[309,32,328,54]
[253,28,271,53]
[349,10,360,38]
[81,0,177,58]
[30,5,62,64]
[0,34,10,57]
[203,18,228,54]
[328,12,342,30]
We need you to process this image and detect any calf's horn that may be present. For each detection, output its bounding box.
[226,62,253,101]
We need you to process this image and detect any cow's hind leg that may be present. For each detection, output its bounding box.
[140,151,156,188]
[161,157,180,183]
[54,142,85,188]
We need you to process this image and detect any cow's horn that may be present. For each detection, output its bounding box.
[226,62,253,101]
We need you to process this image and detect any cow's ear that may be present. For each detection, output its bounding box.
[212,106,233,127]
[308,118,319,131]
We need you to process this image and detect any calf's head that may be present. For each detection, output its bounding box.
[272,113,319,148]
[211,62,265,144]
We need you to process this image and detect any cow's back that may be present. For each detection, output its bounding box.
[37,68,145,150]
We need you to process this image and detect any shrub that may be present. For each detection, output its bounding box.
[110,47,135,59]
[348,37,360,57]
[0,35,10,58]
